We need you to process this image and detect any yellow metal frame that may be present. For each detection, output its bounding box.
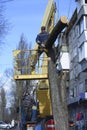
[14,74,48,80]
[13,0,56,80]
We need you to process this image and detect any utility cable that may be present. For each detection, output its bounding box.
[67,0,72,19]
[55,0,60,19]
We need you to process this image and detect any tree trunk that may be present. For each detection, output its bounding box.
[45,16,68,49]
[48,60,68,130]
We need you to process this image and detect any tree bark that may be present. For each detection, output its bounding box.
[48,60,68,130]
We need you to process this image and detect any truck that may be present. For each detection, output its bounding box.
[13,0,68,130]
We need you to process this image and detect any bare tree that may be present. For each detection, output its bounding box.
[0,87,6,121]
[4,68,13,77]
[16,33,31,74]
[0,0,14,45]
[0,5,7,45]
[0,68,17,121]
[15,34,33,120]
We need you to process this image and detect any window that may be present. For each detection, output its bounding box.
[79,83,84,93]
[73,48,77,58]
[79,43,84,62]
[85,0,87,4]
[85,79,87,91]
[74,86,77,97]
[79,42,87,62]
[79,17,84,34]
[73,27,77,38]
[85,16,87,29]
[69,87,77,98]
[70,70,73,80]
[70,89,74,98]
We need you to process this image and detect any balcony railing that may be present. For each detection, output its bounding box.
[67,92,87,105]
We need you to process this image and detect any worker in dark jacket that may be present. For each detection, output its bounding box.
[36,26,49,56]
[36,25,55,63]
[30,26,49,68]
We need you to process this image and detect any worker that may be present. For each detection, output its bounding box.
[31,25,55,68]
[36,26,49,56]
[30,26,49,68]
[31,102,38,122]
[76,112,84,130]
[36,26,56,63]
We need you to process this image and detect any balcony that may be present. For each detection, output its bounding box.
[79,40,87,72]
[67,96,79,105]
[80,59,87,72]
[56,52,70,72]
[56,43,70,72]
[67,92,87,105]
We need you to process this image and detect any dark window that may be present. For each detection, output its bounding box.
[85,0,87,3]
[79,17,84,34]
[85,16,87,28]
[85,79,87,91]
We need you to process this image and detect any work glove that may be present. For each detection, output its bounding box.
[41,43,45,47]
[37,41,41,45]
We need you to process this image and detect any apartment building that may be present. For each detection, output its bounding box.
[56,0,87,123]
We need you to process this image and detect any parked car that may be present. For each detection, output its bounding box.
[0,121,12,129]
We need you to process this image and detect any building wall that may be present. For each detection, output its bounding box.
[56,0,87,122]
[67,0,87,120]
[68,0,87,97]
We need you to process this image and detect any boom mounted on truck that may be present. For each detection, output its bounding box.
[13,0,68,130]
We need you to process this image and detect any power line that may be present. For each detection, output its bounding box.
[55,0,60,19]
[67,0,72,19]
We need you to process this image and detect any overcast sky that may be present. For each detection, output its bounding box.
[0,0,76,74]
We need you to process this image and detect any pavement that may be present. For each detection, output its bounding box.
[0,125,20,130]
[12,125,19,130]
